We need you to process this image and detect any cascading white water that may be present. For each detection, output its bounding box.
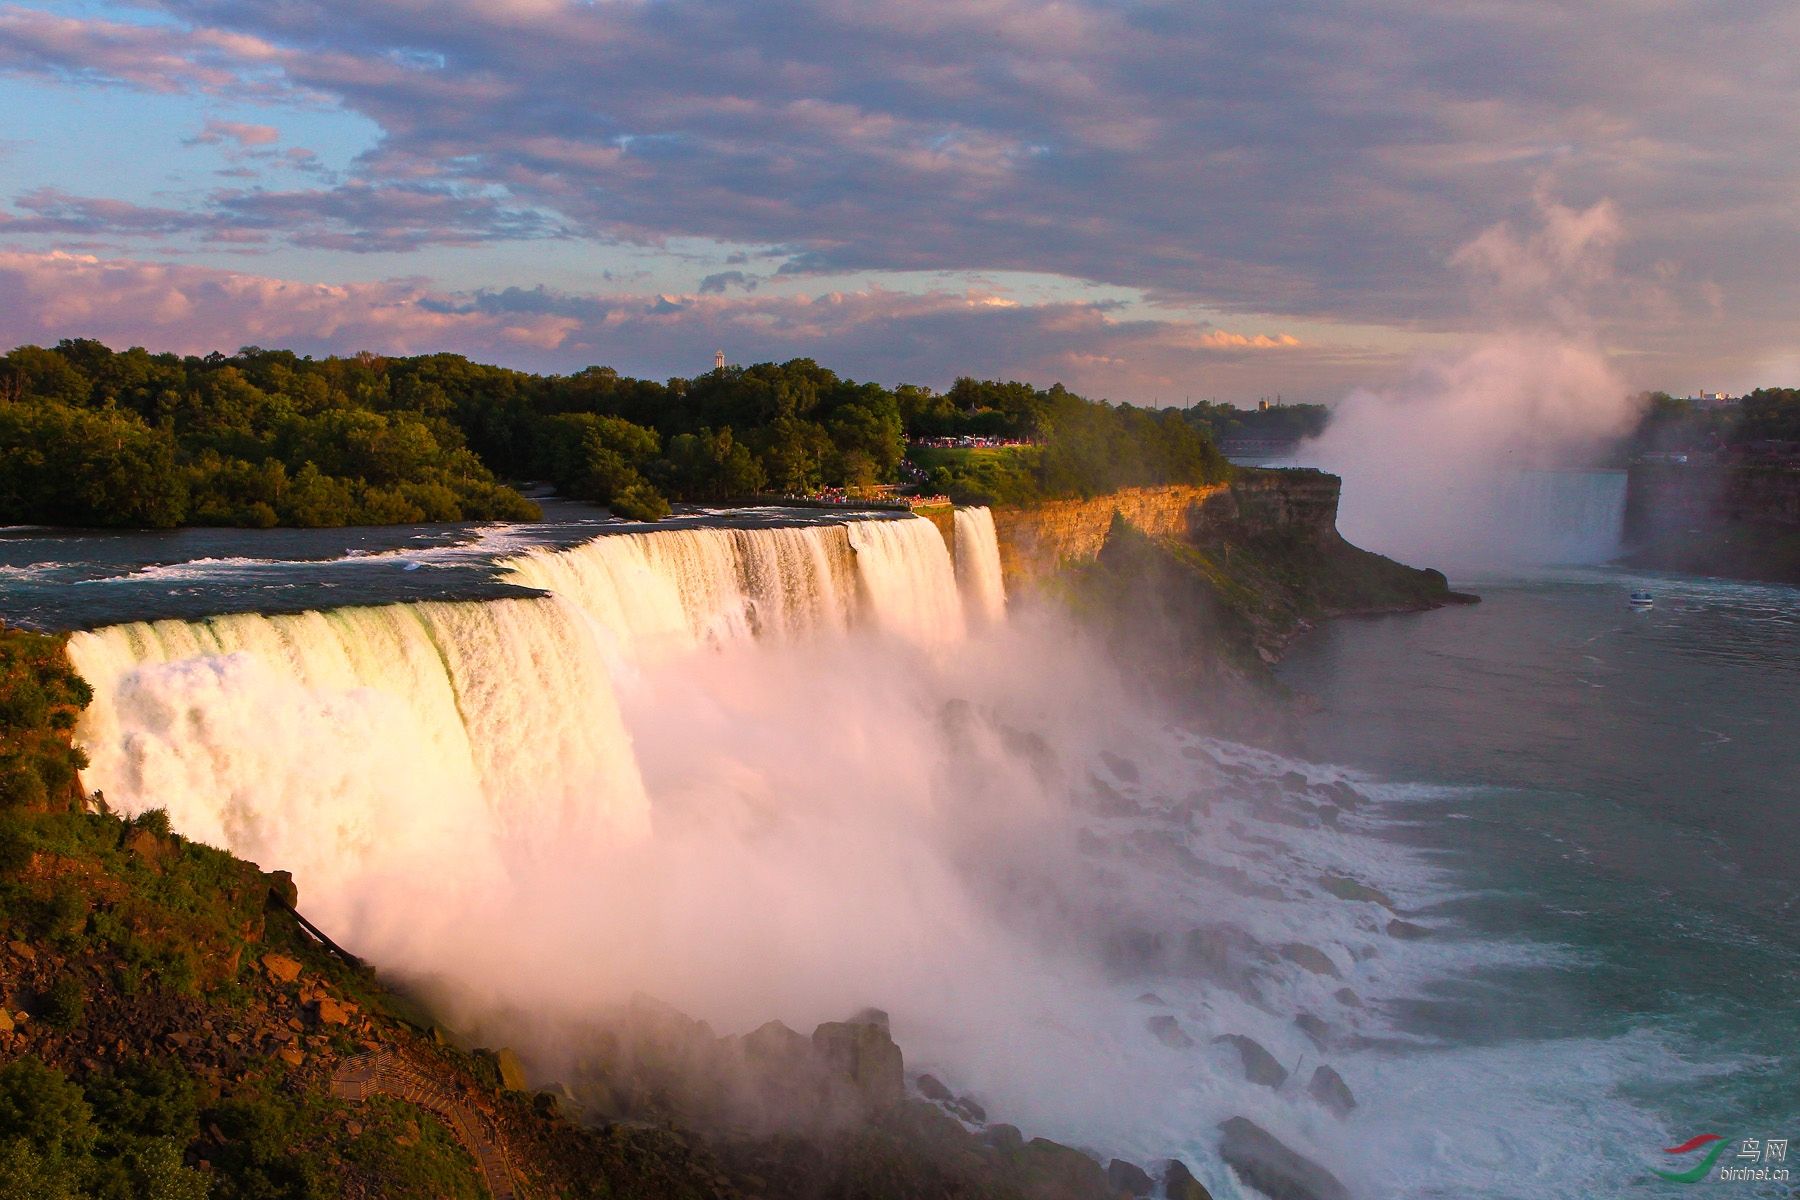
[498,522,863,663]
[844,516,965,646]
[67,598,653,882]
[67,514,974,892]
[953,506,1007,625]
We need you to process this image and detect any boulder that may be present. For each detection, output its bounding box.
[915,1073,954,1102]
[267,870,299,909]
[1216,1117,1350,1200]
[1279,943,1340,978]
[495,1047,529,1093]
[1332,988,1362,1008]
[1317,874,1394,909]
[260,953,302,984]
[982,1123,1024,1153]
[952,1094,987,1123]
[1021,1138,1110,1195]
[1107,1158,1154,1196]
[1386,919,1432,940]
[0,1009,12,1035]
[311,998,351,1026]
[536,1082,583,1120]
[850,1006,890,1029]
[812,1019,904,1108]
[1307,1065,1356,1118]
[1212,1035,1288,1089]
[742,1019,811,1066]
[1083,774,1138,816]
[1163,1157,1215,1200]
[1147,1014,1194,1049]
[124,827,167,865]
[1294,1013,1331,1050]
[1182,923,1262,981]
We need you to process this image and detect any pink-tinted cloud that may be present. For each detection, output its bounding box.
[0,250,1348,399]
[186,118,280,147]
[3,0,1793,399]
[0,6,290,97]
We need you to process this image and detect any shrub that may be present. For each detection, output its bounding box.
[40,976,86,1030]
[0,762,48,810]
[0,815,31,877]
[133,809,172,838]
[40,883,89,945]
[0,1058,97,1169]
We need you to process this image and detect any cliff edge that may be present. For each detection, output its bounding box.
[997,468,1471,736]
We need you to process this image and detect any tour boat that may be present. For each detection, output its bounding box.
[1629,591,1654,609]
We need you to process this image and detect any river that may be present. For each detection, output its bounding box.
[3,504,1795,1198]
[1280,566,1800,1195]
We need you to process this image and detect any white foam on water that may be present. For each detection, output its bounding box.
[64,510,1677,1197]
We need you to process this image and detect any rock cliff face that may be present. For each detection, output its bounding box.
[990,469,1345,588]
[994,468,1465,741]
[1624,464,1800,584]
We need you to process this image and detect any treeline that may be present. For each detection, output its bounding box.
[1180,400,1329,444]
[0,342,538,528]
[0,340,1232,528]
[1630,388,1800,455]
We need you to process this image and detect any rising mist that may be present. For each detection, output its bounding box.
[1305,197,1647,570]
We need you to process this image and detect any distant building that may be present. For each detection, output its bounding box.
[714,349,726,370]
[1687,390,1738,410]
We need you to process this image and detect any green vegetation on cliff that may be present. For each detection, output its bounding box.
[2,340,1229,528]
[912,400,1230,507]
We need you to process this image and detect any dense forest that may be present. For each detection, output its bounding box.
[0,340,1232,527]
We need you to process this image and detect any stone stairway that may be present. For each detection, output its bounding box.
[331,1050,520,1199]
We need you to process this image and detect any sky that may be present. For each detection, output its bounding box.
[0,0,1795,404]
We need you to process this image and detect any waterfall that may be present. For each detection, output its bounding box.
[67,513,975,889]
[1330,465,1630,570]
[55,507,1510,1192]
[66,598,653,890]
[844,516,965,646]
[1491,468,1628,565]
[498,522,862,663]
[953,506,1007,625]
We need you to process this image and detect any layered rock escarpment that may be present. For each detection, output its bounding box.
[1624,462,1800,584]
[988,469,1349,587]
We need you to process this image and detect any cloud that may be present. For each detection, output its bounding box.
[1,183,566,252]
[698,271,758,295]
[185,118,280,147]
[3,0,1796,392]
[0,250,1338,399]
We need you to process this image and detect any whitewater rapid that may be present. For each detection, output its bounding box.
[61,506,1684,1200]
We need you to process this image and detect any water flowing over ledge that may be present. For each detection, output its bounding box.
[66,512,998,861]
